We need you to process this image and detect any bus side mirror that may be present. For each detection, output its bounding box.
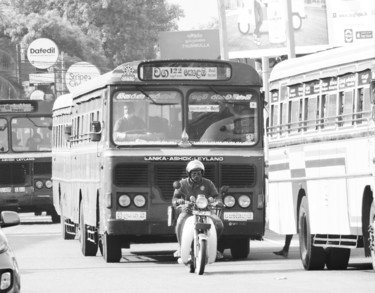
[64,125,72,141]
[90,121,102,142]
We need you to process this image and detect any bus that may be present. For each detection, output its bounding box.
[0,99,59,223]
[266,41,375,271]
[52,59,266,263]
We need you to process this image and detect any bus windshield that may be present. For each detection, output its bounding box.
[112,90,182,145]
[188,90,259,145]
[0,119,8,152]
[11,117,52,152]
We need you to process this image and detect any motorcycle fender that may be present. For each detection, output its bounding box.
[207,217,217,264]
[180,216,195,264]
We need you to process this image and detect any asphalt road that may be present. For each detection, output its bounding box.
[3,213,374,293]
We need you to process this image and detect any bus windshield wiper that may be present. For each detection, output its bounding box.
[135,86,178,106]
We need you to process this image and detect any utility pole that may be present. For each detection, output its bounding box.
[217,0,229,60]
[285,0,296,59]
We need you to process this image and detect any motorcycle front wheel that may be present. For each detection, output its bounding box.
[196,238,207,275]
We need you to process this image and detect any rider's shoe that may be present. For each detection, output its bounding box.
[216,250,224,260]
[273,250,288,257]
[177,257,183,264]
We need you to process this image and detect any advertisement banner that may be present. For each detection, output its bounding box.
[227,0,375,59]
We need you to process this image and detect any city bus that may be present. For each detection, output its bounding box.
[52,59,266,263]
[266,41,375,271]
[0,99,59,223]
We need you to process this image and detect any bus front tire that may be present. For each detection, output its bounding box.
[325,248,350,270]
[230,238,250,259]
[101,233,122,263]
[298,196,325,270]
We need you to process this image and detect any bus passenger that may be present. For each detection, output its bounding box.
[114,103,147,140]
[172,160,225,261]
[26,132,42,150]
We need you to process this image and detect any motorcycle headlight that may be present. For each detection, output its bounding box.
[134,194,146,207]
[35,180,43,189]
[196,195,208,209]
[45,180,53,189]
[118,194,131,207]
[224,195,236,208]
[238,195,251,208]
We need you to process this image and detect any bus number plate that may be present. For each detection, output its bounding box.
[116,211,146,221]
[224,212,253,221]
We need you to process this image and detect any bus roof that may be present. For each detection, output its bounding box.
[269,41,375,83]
[53,93,73,111]
[69,59,262,98]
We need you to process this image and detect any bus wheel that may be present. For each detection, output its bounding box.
[102,233,122,263]
[298,197,325,270]
[369,199,375,271]
[230,238,250,259]
[50,209,61,224]
[325,248,350,270]
[79,203,98,256]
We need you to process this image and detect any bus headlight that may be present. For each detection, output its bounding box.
[35,180,43,189]
[238,195,251,208]
[224,195,235,208]
[118,194,131,207]
[45,180,53,189]
[133,195,146,207]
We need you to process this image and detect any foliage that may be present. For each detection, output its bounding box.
[3,0,183,68]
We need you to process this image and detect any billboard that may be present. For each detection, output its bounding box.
[159,29,220,59]
[227,0,375,59]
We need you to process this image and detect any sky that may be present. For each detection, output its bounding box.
[167,0,219,30]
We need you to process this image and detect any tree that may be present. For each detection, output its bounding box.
[5,0,183,68]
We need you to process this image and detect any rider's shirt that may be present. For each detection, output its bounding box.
[172,177,220,207]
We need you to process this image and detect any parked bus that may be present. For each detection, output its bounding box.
[266,41,375,270]
[52,59,266,263]
[0,99,59,223]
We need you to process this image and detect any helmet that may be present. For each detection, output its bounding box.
[186,160,205,175]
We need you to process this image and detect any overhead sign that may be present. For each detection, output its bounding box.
[65,62,101,92]
[159,29,220,59]
[27,38,59,69]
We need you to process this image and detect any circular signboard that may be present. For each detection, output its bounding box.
[27,38,59,69]
[65,62,101,92]
[30,90,45,100]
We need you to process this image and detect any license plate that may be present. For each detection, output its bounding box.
[116,211,146,221]
[193,210,211,216]
[224,212,253,221]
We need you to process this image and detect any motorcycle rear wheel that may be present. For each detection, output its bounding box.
[196,238,207,275]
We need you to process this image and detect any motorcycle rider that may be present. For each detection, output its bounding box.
[172,159,225,260]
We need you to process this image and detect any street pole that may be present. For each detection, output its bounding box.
[217,0,229,60]
[285,0,296,59]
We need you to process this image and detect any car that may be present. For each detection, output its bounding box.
[0,211,21,293]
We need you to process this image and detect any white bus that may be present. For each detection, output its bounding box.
[267,41,375,270]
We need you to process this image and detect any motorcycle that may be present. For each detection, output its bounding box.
[172,181,228,275]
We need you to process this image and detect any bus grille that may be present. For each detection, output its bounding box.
[221,164,256,187]
[155,163,216,201]
[34,162,51,175]
[114,164,148,186]
[0,162,30,185]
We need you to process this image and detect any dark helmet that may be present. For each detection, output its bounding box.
[186,159,205,175]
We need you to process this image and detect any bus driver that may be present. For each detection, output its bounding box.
[114,103,146,140]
